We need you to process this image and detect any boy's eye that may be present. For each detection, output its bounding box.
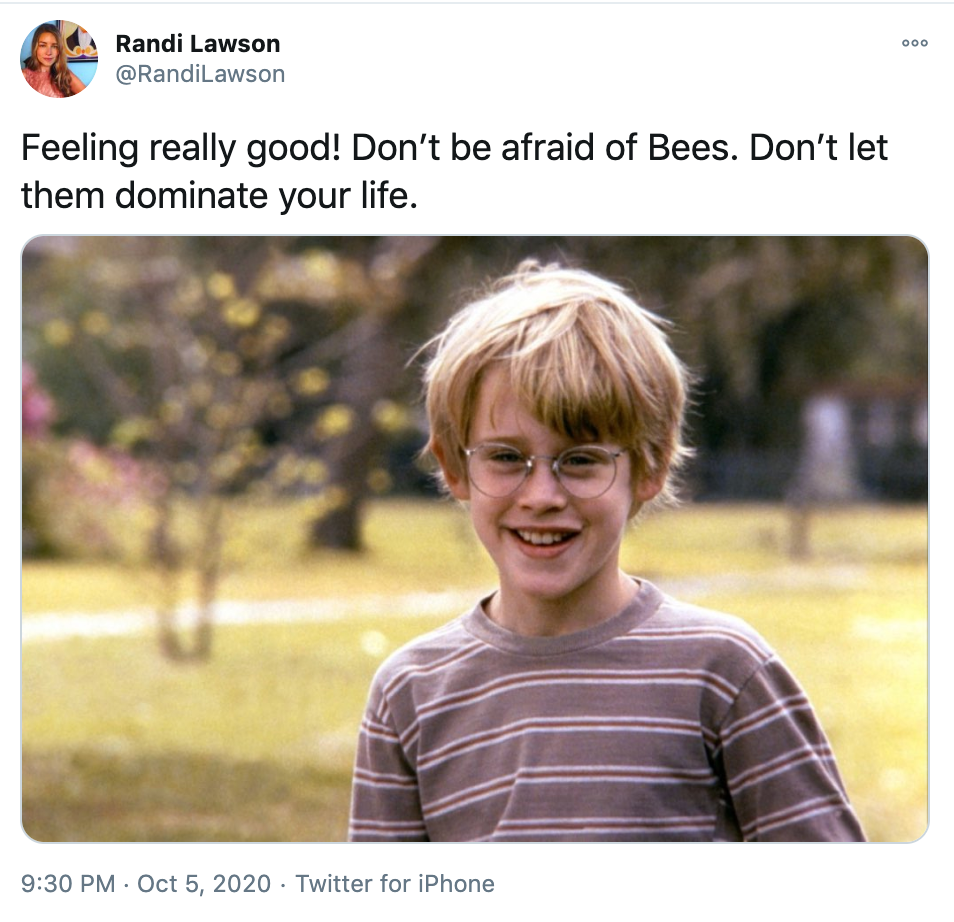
[560,450,602,467]
[558,448,614,478]
[485,447,525,465]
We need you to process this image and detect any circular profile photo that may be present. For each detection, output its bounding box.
[21,21,97,97]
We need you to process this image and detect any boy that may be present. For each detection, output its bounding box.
[349,263,865,842]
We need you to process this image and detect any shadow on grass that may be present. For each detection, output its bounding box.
[23,748,352,842]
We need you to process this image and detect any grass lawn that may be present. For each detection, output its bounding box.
[23,616,442,842]
[22,499,927,842]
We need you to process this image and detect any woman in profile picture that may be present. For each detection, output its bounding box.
[22,24,85,97]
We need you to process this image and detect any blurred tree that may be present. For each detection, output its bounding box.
[22,237,466,654]
[273,236,444,549]
[24,238,298,658]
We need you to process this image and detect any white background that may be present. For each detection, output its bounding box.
[9,1,947,919]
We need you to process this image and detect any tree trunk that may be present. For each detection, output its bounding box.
[307,312,399,551]
[309,494,364,551]
[150,490,219,661]
[788,504,812,560]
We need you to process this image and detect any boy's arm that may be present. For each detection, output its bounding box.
[349,698,428,842]
[716,656,866,842]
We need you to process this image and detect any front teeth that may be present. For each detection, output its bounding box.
[517,530,573,546]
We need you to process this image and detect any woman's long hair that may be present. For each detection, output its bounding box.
[23,25,76,97]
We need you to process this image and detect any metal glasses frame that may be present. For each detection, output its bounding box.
[463,442,625,499]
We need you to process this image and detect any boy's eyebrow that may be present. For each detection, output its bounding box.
[469,430,557,449]
[468,433,527,447]
[471,434,611,451]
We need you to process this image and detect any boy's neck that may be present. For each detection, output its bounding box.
[485,571,640,638]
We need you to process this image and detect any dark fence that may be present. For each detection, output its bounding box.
[688,445,927,502]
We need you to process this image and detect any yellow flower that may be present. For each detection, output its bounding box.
[222,298,261,329]
[294,367,330,396]
[211,451,242,484]
[81,311,111,336]
[43,319,73,347]
[272,453,301,487]
[302,459,329,485]
[206,272,236,300]
[314,404,355,440]
[173,276,204,316]
[372,399,410,433]
[159,400,185,426]
[303,251,342,286]
[111,417,156,448]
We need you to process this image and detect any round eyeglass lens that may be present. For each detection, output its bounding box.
[554,446,619,497]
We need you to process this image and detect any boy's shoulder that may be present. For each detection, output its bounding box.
[641,589,778,676]
[365,612,482,704]
[648,591,775,650]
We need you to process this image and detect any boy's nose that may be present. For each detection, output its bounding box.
[518,459,567,507]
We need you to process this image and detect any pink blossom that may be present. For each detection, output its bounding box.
[22,364,55,438]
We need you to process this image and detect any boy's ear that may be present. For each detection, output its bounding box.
[633,474,666,506]
[629,475,666,519]
[431,438,471,501]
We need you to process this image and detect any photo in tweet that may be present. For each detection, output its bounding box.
[22,236,926,843]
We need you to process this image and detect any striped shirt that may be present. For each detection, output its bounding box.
[349,581,865,842]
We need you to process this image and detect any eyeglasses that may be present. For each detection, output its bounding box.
[463,442,625,499]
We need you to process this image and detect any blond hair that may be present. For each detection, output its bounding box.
[422,262,692,506]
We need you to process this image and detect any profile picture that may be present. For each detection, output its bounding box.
[21,21,97,98]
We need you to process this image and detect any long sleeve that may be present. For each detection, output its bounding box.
[715,655,865,842]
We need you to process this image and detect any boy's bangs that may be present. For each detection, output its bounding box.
[507,339,629,445]
[504,305,641,446]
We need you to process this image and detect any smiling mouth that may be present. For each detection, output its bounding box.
[514,529,577,547]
